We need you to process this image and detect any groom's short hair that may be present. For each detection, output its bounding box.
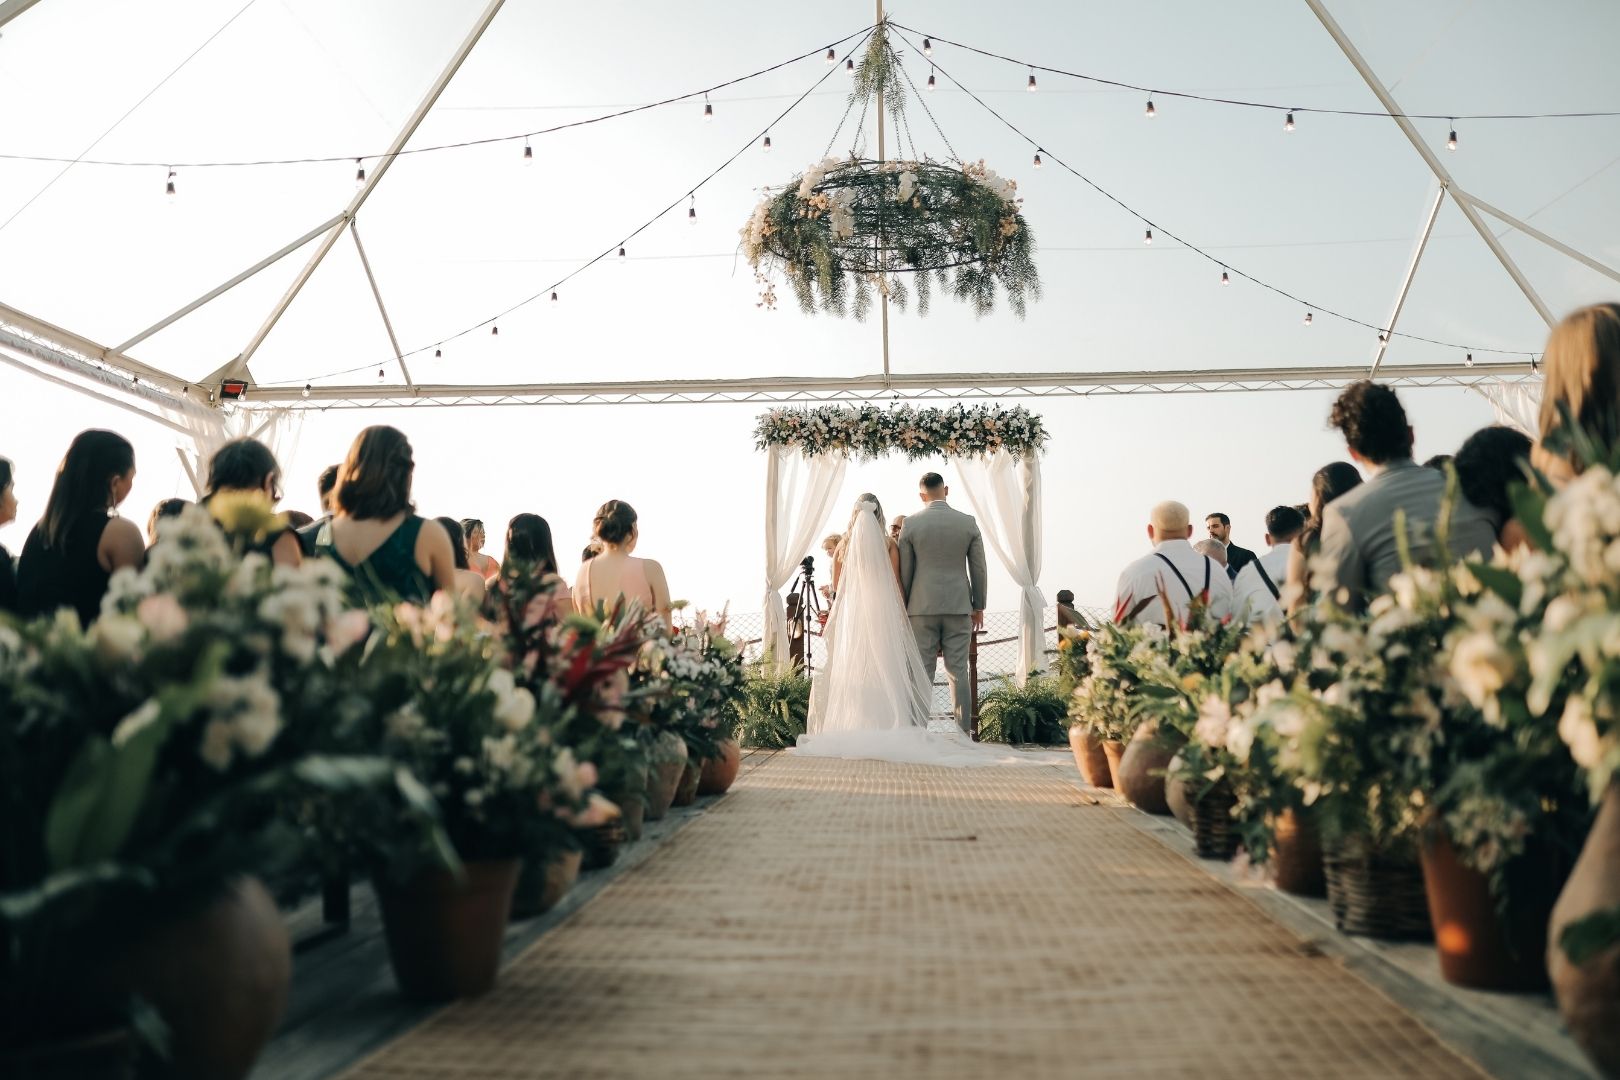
[920,472,946,492]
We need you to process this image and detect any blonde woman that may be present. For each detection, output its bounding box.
[1534,302,1620,485]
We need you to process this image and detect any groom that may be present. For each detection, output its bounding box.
[899,472,988,734]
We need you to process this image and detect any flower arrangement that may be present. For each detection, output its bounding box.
[754,403,1048,461]
[643,609,746,764]
[1068,621,1158,744]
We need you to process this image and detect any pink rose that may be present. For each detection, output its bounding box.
[135,593,188,642]
[327,609,372,655]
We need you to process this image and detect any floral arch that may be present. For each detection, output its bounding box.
[756,404,1050,683]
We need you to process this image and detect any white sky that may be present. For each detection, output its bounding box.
[1,0,1617,610]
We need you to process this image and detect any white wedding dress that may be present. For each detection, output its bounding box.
[795,499,1035,768]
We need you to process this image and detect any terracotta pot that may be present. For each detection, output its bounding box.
[1115,723,1175,815]
[511,848,584,919]
[1271,807,1326,897]
[0,1027,135,1080]
[1165,754,1195,828]
[1550,783,1620,1077]
[643,731,689,821]
[578,821,626,871]
[374,859,520,1002]
[1101,740,1126,786]
[672,761,702,807]
[1421,833,1556,992]
[1068,727,1113,788]
[698,738,742,795]
[119,877,289,1080]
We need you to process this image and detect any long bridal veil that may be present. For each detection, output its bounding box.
[796,497,1040,768]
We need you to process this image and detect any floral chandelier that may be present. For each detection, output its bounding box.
[740,24,1040,320]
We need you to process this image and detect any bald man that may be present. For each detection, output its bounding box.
[1113,501,1236,626]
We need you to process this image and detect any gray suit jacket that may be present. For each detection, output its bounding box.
[1316,458,1498,611]
[899,501,988,615]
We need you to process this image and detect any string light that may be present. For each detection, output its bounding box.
[688,193,697,223]
[302,384,311,398]
[923,37,932,56]
[434,349,442,358]
[927,68,936,91]
[1532,355,1540,371]
[551,291,559,302]
[1032,150,1042,168]
[491,325,499,336]
[825,47,836,65]
[1220,270,1230,285]
[1143,229,1152,244]
[1447,120,1458,151]
[1303,311,1313,325]
[1284,111,1296,132]
[377,368,384,379]
[847,57,855,73]
[1027,68,1038,92]
[703,94,713,121]
[165,167,176,197]
[354,158,366,187]
[618,246,627,259]
[1145,96,1156,118]
[1465,352,1474,367]
[762,134,772,151]
[1378,331,1388,342]
[523,139,533,164]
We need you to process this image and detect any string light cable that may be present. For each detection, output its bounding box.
[270,25,879,388]
[888,26,1539,359]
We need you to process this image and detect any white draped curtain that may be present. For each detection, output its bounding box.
[1473,379,1543,438]
[762,445,847,669]
[163,404,305,498]
[948,449,1046,683]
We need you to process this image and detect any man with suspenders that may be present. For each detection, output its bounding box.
[1232,505,1305,622]
[1113,501,1236,626]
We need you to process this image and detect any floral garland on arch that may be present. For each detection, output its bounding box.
[753,404,1048,460]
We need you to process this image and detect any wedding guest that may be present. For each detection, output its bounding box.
[1534,302,1620,484]
[16,430,145,627]
[1114,500,1234,626]
[298,465,340,556]
[461,518,501,583]
[1055,589,1088,630]
[1285,462,1364,613]
[889,514,907,542]
[1455,425,1534,552]
[818,533,843,602]
[203,437,300,567]
[1205,512,1255,580]
[312,426,457,605]
[0,457,18,613]
[146,497,190,544]
[1314,381,1496,611]
[1233,505,1305,622]
[505,513,570,607]
[574,500,671,626]
[434,515,488,602]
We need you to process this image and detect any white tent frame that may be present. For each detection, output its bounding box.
[3,1,1615,423]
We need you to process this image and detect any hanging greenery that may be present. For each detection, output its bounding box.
[753,404,1049,460]
[739,24,1040,320]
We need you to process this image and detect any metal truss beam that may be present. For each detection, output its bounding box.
[242,361,1538,410]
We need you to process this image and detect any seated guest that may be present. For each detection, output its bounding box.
[1286,462,1363,611]
[313,426,457,605]
[1534,302,1620,484]
[297,464,340,556]
[1233,505,1305,622]
[433,515,488,602]
[1455,426,1534,553]
[203,438,300,567]
[0,457,17,613]
[1314,382,1496,611]
[1113,500,1234,626]
[1055,589,1088,630]
[147,497,190,544]
[506,513,568,596]
[574,500,671,626]
[1205,512,1254,579]
[461,518,501,584]
[17,430,145,627]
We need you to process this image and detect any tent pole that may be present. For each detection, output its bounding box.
[1304,0,1554,327]
[0,300,187,390]
[1453,189,1620,287]
[0,0,47,31]
[1370,178,1446,378]
[350,220,413,385]
[875,0,891,389]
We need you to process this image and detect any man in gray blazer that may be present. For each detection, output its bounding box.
[899,472,988,733]
[1316,381,1499,611]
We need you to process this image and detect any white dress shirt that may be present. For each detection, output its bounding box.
[1113,538,1235,626]
[1232,543,1292,622]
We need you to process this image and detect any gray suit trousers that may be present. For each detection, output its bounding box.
[910,614,973,732]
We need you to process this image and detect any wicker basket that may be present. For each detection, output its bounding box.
[1323,843,1433,940]
[1191,782,1239,860]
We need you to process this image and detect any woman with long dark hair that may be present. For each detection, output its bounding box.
[433,515,488,602]
[16,430,145,626]
[311,426,456,605]
[0,457,19,613]
[573,500,670,625]
[1284,461,1363,613]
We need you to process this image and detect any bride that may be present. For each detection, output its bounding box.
[795,494,1028,767]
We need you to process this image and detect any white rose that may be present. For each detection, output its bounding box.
[1559,697,1605,770]
[1449,631,1515,708]
[91,615,146,662]
[1225,718,1257,763]
[1193,696,1231,749]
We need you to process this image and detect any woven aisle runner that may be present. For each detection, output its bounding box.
[342,753,1482,1079]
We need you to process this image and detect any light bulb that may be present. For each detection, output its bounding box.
[689,205,697,223]
[302,384,311,398]
[923,37,932,56]
[618,246,627,259]
[1532,355,1540,371]
[1447,123,1458,151]
[1032,151,1042,168]
[1465,352,1474,367]
[927,71,936,91]
[1027,71,1038,92]
[165,168,176,197]
[1378,331,1387,342]
[703,97,713,121]
[523,140,533,164]
[377,368,384,379]
[551,291,558,302]
[354,158,366,187]
[1220,270,1230,285]
[1145,97,1156,118]
[826,48,836,65]
[434,349,442,359]
[1143,229,1152,244]
[491,325,499,336]
[763,134,772,152]
[1303,311,1313,325]
[1284,111,1295,132]
[847,58,855,73]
